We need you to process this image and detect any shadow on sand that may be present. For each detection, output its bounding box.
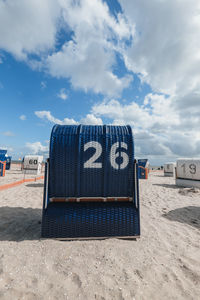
[0,206,42,241]
[6,171,22,175]
[153,183,179,189]
[25,183,44,188]
[163,206,200,230]
[0,206,139,242]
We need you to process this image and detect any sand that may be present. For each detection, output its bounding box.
[0,164,45,186]
[0,166,200,300]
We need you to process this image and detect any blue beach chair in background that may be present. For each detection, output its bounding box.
[0,161,6,177]
[0,150,7,177]
[138,159,149,179]
[0,149,7,161]
[41,125,140,240]
[5,156,12,170]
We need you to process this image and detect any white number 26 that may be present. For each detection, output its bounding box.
[83,141,129,170]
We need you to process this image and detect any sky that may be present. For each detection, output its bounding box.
[0,0,200,165]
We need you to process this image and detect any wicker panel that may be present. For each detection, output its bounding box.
[42,202,140,239]
[48,125,134,198]
[42,125,140,239]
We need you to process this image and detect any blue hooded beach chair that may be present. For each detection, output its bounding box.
[0,149,7,162]
[6,156,12,170]
[0,150,7,177]
[138,159,149,179]
[41,125,140,239]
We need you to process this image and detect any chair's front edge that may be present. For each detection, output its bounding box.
[41,160,48,237]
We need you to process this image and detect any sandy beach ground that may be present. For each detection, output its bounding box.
[0,165,200,300]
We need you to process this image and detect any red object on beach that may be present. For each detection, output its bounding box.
[0,161,6,177]
[0,175,44,191]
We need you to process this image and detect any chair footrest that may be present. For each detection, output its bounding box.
[41,202,140,239]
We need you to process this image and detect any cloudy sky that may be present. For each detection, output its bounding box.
[0,0,200,164]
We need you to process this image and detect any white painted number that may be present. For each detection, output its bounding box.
[189,164,196,174]
[84,141,102,168]
[110,142,129,170]
[181,163,186,173]
[84,141,129,170]
[29,159,38,165]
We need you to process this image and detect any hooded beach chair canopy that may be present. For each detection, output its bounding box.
[42,124,140,239]
[164,162,176,177]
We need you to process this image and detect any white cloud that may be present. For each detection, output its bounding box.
[57,88,68,100]
[92,94,179,130]
[35,110,78,125]
[19,114,26,121]
[114,0,200,161]
[0,145,13,152]
[0,0,133,96]
[40,81,46,89]
[26,141,48,155]
[1,0,200,161]
[80,114,103,125]
[2,131,15,137]
[119,0,200,96]
[46,41,132,97]
[91,94,200,159]
[34,88,200,161]
[45,0,133,96]
[0,53,4,64]
[0,0,61,60]
[35,110,102,125]
[1,0,200,97]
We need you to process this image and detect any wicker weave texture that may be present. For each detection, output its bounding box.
[48,125,134,199]
[42,202,140,239]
